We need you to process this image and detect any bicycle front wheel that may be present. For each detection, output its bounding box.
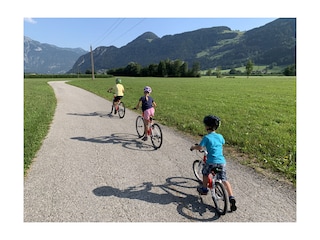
[118,102,125,118]
[192,160,204,183]
[212,181,228,215]
[135,116,145,138]
[150,123,163,149]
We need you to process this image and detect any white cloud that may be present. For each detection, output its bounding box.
[24,18,37,24]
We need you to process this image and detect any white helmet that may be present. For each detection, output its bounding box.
[144,86,152,93]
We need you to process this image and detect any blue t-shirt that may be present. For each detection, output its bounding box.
[139,96,154,111]
[199,132,226,164]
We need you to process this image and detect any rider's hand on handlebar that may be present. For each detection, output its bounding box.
[190,143,199,151]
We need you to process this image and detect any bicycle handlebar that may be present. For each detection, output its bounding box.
[190,143,207,154]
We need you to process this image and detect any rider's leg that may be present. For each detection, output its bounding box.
[223,180,237,211]
[223,180,234,197]
[142,110,149,140]
[144,119,149,136]
[202,175,209,188]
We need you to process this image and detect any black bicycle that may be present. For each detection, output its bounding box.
[109,93,125,118]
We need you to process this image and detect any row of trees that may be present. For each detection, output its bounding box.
[86,59,296,77]
[106,59,201,77]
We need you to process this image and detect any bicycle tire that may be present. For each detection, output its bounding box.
[118,102,125,118]
[192,160,204,183]
[150,123,163,149]
[135,116,145,138]
[212,181,228,215]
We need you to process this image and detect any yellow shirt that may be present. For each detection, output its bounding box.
[113,84,124,96]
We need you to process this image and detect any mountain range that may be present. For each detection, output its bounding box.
[24,36,88,74]
[24,18,295,74]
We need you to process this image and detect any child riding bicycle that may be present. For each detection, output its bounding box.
[134,86,157,141]
[190,115,237,212]
[107,78,124,114]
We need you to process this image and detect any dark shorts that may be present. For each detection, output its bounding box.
[113,96,123,102]
[202,163,227,181]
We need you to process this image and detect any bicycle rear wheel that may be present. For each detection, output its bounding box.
[118,102,125,118]
[135,116,145,138]
[192,160,204,183]
[212,181,228,215]
[150,123,163,149]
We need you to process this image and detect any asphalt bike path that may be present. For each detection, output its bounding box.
[24,81,296,222]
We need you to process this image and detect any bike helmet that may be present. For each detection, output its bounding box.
[203,115,220,130]
[144,86,152,93]
[116,78,122,84]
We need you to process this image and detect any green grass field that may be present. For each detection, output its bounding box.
[24,76,296,183]
[24,78,57,175]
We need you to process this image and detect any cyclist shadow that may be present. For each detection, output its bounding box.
[67,111,117,118]
[70,133,157,151]
[67,112,100,117]
[92,177,221,221]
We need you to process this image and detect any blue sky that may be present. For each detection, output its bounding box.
[24,18,276,51]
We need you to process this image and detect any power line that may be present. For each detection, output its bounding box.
[107,18,145,46]
[91,18,125,48]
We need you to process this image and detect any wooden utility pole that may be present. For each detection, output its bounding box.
[90,45,95,80]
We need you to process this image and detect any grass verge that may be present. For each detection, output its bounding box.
[24,79,56,175]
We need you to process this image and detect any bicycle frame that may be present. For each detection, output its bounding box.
[135,114,163,149]
[198,150,218,190]
[192,148,228,215]
[109,93,125,118]
[146,117,154,136]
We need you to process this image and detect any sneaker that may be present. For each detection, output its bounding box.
[197,186,208,195]
[142,136,148,141]
[229,196,237,211]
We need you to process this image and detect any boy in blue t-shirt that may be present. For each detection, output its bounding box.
[190,115,237,212]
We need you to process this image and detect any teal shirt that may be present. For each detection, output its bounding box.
[199,132,226,164]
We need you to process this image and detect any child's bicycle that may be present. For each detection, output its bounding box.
[108,92,125,118]
[191,146,228,215]
[135,114,163,149]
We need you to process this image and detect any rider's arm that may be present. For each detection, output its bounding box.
[135,100,141,110]
[190,144,204,151]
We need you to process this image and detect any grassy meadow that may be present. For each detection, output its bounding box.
[24,76,296,184]
[24,78,57,175]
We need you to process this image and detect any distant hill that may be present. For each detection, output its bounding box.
[68,18,295,74]
[24,36,88,74]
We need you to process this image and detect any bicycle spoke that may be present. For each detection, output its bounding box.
[135,116,145,138]
[150,123,163,149]
[118,102,125,118]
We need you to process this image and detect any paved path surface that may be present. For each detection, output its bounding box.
[24,81,296,222]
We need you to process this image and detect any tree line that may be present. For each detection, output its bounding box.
[84,59,296,77]
[104,59,201,77]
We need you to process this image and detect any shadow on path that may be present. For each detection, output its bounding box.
[67,111,122,119]
[93,177,220,221]
[70,133,155,151]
